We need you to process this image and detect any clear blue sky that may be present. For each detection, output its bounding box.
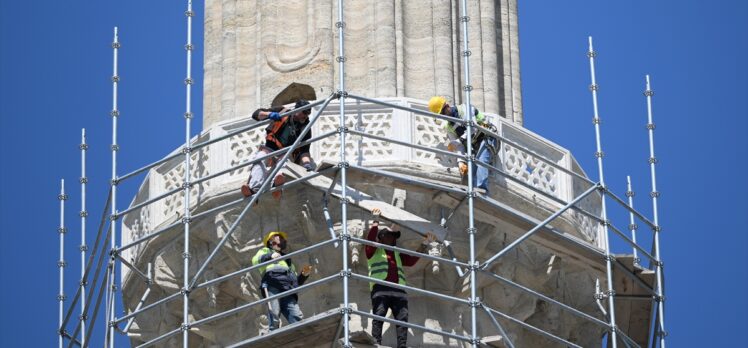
[1,1,745,347]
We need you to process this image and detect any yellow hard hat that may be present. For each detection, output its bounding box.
[428,96,447,114]
[262,231,288,247]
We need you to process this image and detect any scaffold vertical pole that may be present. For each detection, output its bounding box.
[626,176,639,265]
[109,26,120,348]
[335,0,350,346]
[587,36,618,347]
[80,128,88,345]
[644,74,667,347]
[182,1,194,346]
[458,0,478,346]
[58,179,67,348]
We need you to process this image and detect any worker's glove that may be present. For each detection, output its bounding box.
[268,112,282,121]
[303,162,315,172]
[371,208,381,220]
[300,265,313,276]
[421,232,437,246]
[447,143,457,152]
[458,162,468,177]
[271,252,281,259]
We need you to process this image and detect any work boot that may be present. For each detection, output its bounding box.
[241,184,254,198]
[271,173,285,200]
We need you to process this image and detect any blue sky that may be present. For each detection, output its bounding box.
[1,1,746,347]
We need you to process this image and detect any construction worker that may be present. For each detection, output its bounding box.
[428,96,498,192]
[241,99,316,198]
[251,231,313,330]
[366,208,437,348]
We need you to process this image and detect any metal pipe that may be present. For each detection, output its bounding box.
[626,176,640,264]
[587,36,618,346]
[645,75,667,347]
[349,164,466,195]
[481,183,600,269]
[134,327,181,348]
[349,236,469,268]
[124,264,152,332]
[114,291,182,325]
[474,159,603,223]
[79,260,111,348]
[191,274,339,328]
[189,94,335,289]
[351,309,472,343]
[480,304,516,348]
[348,129,466,162]
[484,305,583,348]
[79,129,88,345]
[61,189,112,331]
[194,239,336,290]
[114,253,150,284]
[456,0,478,343]
[608,222,657,264]
[480,271,609,328]
[58,179,67,348]
[186,130,336,188]
[117,97,323,183]
[108,26,120,348]
[347,93,469,125]
[350,273,470,305]
[616,328,642,348]
[604,188,656,230]
[473,123,594,185]
[182,2,194,346]
[335,1,350,345]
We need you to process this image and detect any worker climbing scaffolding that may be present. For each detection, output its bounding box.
[429,96,499,193]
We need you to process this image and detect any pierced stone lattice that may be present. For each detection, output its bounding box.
[228,128,266,179]
[414,115,450,166]
[502,142,559,196]
[161,147,210,218]
[317,112,393,163]
[128,205,152,260]
[570,178,601,244]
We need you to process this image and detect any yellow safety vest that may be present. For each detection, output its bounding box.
[367,248,407,290]
[251,247,296,275]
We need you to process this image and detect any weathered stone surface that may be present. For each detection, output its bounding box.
[203,0,523,129]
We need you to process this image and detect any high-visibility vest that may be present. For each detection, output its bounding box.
[367,248,407,290]
[251,247,296,275]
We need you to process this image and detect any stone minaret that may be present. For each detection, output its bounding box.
[203,0,522,129]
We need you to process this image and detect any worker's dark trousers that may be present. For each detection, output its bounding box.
[371,293,409,348]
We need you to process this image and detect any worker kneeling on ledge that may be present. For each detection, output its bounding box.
[252,231,313,330]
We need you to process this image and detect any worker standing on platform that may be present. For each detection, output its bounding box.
[428,96,498,193]
[241,99,316,199]
[252,231,313,330]
[366,208,436,348]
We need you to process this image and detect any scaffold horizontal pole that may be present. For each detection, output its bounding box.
[350,309,473,343]
[191,274,339,328]
[480,270,609,328]
[482,183,600,269]
[349,273,469,305]
[349,236,469,268]
[194,238,337,290]
[483,305,583,348]
[348,93,468,125]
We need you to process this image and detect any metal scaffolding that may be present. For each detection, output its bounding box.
[55,1,667,347]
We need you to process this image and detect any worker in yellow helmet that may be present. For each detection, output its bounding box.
[251,231,313,330]
[428,96,498,192]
